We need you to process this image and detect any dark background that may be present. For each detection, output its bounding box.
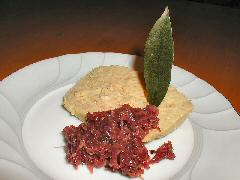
[0,0,239,12]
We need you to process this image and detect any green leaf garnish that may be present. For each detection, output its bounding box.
[144,7,174,106]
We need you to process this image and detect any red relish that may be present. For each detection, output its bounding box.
[63,104,175,177]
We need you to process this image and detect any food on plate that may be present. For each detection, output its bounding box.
[63,65,193,142]
[63,104,175,177]
[62,6,193,178]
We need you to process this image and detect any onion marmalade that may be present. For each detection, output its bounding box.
[63,104,175,177]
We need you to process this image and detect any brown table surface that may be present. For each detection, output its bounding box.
[0,0,239,112]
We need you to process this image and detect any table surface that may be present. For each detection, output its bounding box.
[0,0,239,112]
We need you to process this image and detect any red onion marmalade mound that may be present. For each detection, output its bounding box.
[63,104,175,177]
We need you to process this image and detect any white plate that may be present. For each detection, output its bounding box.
[0,52,239,180]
